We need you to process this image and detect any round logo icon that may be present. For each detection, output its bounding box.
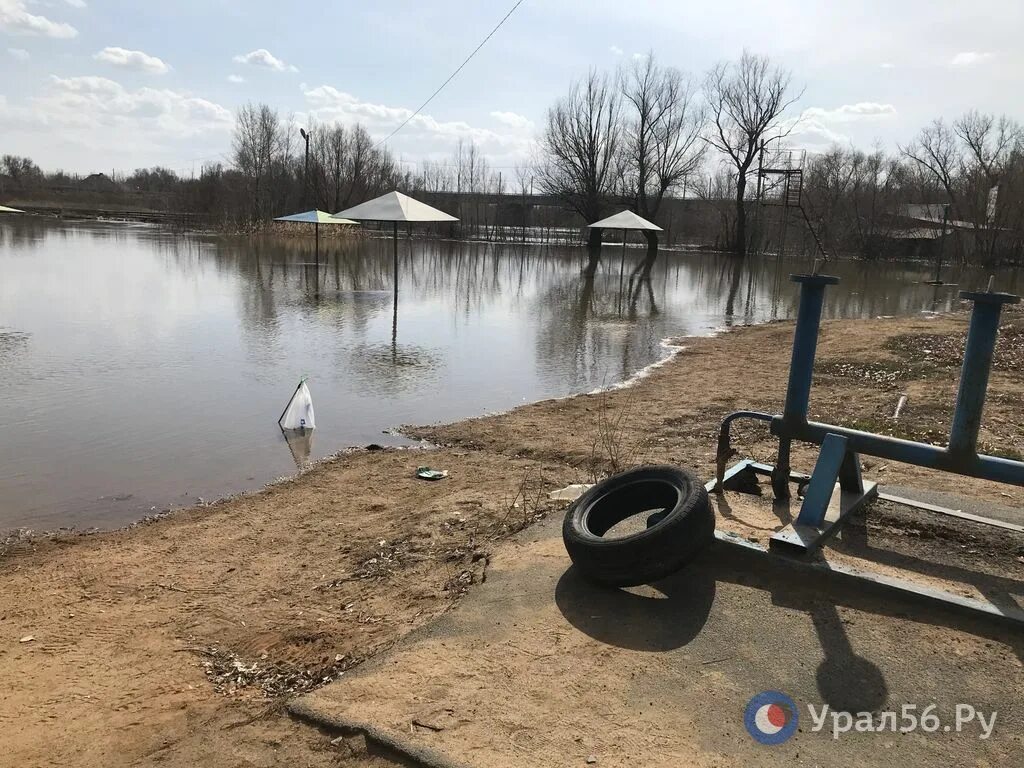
[744,691,799,745]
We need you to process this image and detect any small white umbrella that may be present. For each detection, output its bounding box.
[332,191,457,300]
[274,209,357,269]
[0,205,25,214]
[589,210,663,287]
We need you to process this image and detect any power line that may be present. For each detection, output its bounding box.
[374,0,525,149]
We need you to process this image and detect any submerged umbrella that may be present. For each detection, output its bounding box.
[0,205,25,214]
[589,210,663,289]
[331,191,458,301]
[274,210,357,269]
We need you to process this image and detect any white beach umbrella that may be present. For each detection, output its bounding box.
[0,204,25,214]
[589,210,663,285]
[332,191,458,299]
[274,209,357,268]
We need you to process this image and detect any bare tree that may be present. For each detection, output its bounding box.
[537,69,622,248]
[704,51,801,258]
[900,118,963,209]
[514,161,534,242]
[232,103,284,223]
[954,111,1023,185]
[903,114,1024,262]
[619,53,706,254]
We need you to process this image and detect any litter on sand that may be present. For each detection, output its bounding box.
[416,467,449,481]
[547,483,592,502]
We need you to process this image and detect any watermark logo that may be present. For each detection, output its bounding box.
[744,691,799,745]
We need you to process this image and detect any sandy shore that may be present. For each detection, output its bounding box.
[1,306,1021,766]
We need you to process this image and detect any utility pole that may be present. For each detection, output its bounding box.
[299,128,310,208]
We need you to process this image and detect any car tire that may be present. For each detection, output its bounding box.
[562,465,714,588]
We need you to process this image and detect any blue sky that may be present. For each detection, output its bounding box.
[2,0,1022,175]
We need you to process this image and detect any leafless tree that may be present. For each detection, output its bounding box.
[307,121,349,211]
[954,111,1023,185]
[900,119,963,209]
[514,161,534,242]
[704,51,801,258]
[232,103,283,223]
[903,113,1024,261]
[537,69,622,248]
[619,53,706,254]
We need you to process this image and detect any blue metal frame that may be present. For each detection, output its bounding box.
[714,273,1023,556]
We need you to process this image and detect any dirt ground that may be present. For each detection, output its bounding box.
[1,304,1021,766]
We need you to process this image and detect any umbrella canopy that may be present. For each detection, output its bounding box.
[331,192,458,345]
[0,204,25,214]
[273,209,357,272]
[274,210,356,225]
[332,191,457,223]
[588,210,662,231]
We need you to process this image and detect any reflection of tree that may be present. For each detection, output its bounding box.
[533,252,668,390]
[0,216,50,249]
[723,258,744,325]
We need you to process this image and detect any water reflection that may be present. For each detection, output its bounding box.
[0,217,1017,532]
[281,427,314,470]
[345,341,443,395]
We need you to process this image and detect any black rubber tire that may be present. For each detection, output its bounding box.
[562,465,714,588]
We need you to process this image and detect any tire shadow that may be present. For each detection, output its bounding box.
[553,564,716,652]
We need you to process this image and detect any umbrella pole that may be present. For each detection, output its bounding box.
[392,222,399,301]
[315,222,320,270]
[392,222,399,350]
[619,230,627,283]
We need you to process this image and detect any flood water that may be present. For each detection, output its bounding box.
[1,218,1018,532]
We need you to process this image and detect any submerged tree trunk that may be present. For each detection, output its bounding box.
[587,226,603,249]
[734,173,748,259]
[642,228,658,258]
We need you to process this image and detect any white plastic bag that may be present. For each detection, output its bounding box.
[279,380,316,430]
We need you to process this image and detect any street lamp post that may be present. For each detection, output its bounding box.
[299,128,310,207]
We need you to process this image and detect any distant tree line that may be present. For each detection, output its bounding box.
[3,51,1024,265]
[535,50,1024,266]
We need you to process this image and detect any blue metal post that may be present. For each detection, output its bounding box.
[947,290,1021,457]
[782,274,840,427]
[772,274,839,498]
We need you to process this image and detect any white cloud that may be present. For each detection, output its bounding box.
[0,0,77,37]
[0,74,234,171]
[950,51,995,68]
[227,74,245,84]
[783,103,898,153]
[0,75,232,143]
[64,0,87,7]
[94,46,170,75]
[632,52,647,61]
[233,48,297,73]
[802,102,897,122]
[609,45,623,56]
[7,46,28,59]
[490,110,533,131]
[301,85,533,165]
[880,62,894,69]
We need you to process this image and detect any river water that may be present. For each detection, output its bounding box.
[0,218,1017,531]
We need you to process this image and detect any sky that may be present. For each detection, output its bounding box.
[1,0,1022,176]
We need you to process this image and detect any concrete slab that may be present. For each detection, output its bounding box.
[292,512,1024,768]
